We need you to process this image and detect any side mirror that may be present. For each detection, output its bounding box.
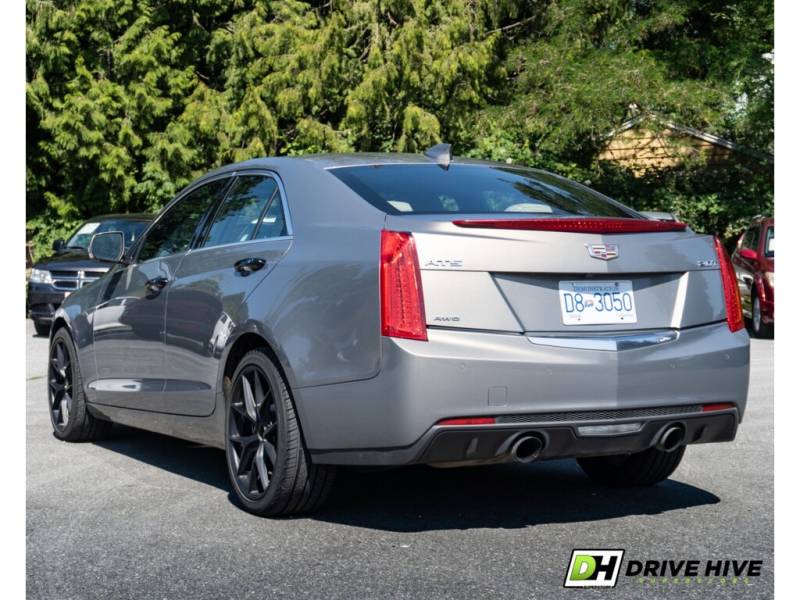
[89,231,125,263]
[739,248,758,261]
[52,239,65,252]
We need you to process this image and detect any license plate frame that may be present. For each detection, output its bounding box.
[558,280,638,325]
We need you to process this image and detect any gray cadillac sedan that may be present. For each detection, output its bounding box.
[48,145,749,516]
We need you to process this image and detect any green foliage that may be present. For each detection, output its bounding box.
[27,0,773,261]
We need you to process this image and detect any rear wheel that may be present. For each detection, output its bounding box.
[751,293,773,338]
[577,446,686,487]
[225,348,335,516]
[48,328,112,442]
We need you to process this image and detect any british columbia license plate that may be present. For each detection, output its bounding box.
[558,280,638,325]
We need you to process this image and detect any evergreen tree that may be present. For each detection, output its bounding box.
[26,0,773,259]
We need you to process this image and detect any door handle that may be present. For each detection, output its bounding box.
[145,276,169,294]
[234,257,266,276]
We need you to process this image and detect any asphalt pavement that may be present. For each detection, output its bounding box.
[26,319,773,599]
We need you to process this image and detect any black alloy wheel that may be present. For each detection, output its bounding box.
[224,348,336,516]
[228,364,278,499]
[48,338,73,431]
[47,328,112,441]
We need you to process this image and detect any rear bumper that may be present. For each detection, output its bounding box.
[313,409,738,466]
[296,322,749,465]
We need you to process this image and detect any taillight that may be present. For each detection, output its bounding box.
[714,237,745,332]
[380,231,427,341]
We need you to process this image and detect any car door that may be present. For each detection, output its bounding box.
[163,172,292,416]
[89,178,230,411]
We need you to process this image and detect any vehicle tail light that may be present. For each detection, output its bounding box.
[380,230,427,341]
[437,417,496,426]
[702,402,736,412]
[714,237,745,332]
[452,217,687,234]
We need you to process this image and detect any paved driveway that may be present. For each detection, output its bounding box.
[26,320,773,599]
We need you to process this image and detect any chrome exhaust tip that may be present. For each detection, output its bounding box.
[510,434,545,463]
[656,424,686,452]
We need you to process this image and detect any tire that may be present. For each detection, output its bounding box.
[577,445,686,487]
[34,321,50,337]
[48,328,113,442]
[225,348,336,516]
[751,292,773,339]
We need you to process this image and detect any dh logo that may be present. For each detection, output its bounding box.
[564,549,625,587]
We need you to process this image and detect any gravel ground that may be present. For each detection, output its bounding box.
[26,319,773,599]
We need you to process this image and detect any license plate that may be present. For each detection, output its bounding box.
[558,280,637,325]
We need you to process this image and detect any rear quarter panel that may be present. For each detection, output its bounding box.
[241,161,386,391]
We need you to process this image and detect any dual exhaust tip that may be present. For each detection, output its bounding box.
[510,423,686,464]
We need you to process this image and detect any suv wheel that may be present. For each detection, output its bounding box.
[577,445,686,487]
[751,292,773,338]
[48,328,112,441]
[225,348,335,516]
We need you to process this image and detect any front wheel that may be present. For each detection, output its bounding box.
[225,348,335,516]
[577,446,686,487]
[48,328,112,442]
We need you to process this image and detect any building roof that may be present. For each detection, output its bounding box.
[603,111,773,164]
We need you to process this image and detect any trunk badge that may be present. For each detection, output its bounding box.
[586,243,619,261]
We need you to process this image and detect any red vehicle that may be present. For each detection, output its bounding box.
[731,216,774,337]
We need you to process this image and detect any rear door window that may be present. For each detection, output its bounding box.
[201,176,278,248]
[329,164,637,217]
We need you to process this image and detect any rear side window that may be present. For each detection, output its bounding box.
[764,226,774,257]
[329,164,636,217]
[138,179,227,262]
[202,176,278,248]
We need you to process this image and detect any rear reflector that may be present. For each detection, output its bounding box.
[714,237,745,332]
[452,217,687,234]
[702,402,736,412]
[437,417,496,426]
[380,231,427,341]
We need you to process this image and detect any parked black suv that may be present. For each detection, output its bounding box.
[27,214,152,336]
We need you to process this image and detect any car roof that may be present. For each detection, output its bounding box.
[86,213,153,222]
[749,215,774,227]
[199,153,516,178]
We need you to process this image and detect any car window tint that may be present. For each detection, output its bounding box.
[138,179,227,262]
[330,164,637,217]
[202,176,278,248]
[254,188,288,239]
[742,227,759,250]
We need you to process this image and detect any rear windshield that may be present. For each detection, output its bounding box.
[330,164,637,217]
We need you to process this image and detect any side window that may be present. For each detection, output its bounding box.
[137,179,227,262]
[202,176,278,248]
[254,187,288,240]
[741,228,759,251]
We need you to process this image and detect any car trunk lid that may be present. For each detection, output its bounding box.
[386,215,726,334]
